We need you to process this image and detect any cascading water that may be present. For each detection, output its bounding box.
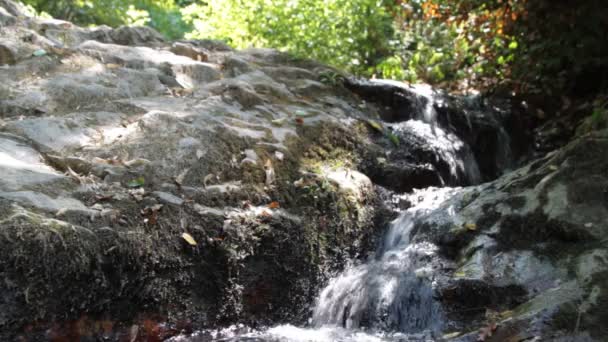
[311,187,458,334]
[389,81,482,185]
[171,82,511,341]
[270,83,488,340]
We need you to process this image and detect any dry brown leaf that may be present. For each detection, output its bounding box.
[93,194,114,203]
[259,210,273,218]
[141,205,161,225]
[268,201,280,209]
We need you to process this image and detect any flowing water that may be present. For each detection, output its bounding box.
[170,188,458,342]
[172,83,510,341]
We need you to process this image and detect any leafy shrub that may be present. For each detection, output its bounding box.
[181,0,397,74]
[21,0,191,40]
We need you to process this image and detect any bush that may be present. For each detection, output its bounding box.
[21,0,191,40]
[181,0,397,75]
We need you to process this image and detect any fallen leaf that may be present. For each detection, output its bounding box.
[271,117,287,126]
[32,49,47,57]
[123,158,151,168]
[259,210,273,218]
[93,194,114,203]
[442,332,461,339]
[141,204,162,225]
[175,168,190,186]
[454,271,466,277]
[265,159,275,186]
[386,132,400,146]
[295,117,304,125]
[268,201,280,209]
[465,223,477,231]
[366,119,384,132]
[182,232,197,246]
[127,177,145,188]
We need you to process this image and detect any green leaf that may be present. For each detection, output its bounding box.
[386,131,400,146]
[127,176,145,188]
[32,49,47,57]
[366,119,384,132]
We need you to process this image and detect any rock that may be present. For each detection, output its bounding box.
[170,42,209,61]
[223,55,254,77]
[77,40,221,88]
[0,42,16,65]
[409,129,608,339]
[180,39,233,52]
[324,167,373,204]
[0,6,16,26]
[0,7,391,338]
[108,25,165,46]
[0,0,30,17]
[0,134,67,191]
[153,191,184,206]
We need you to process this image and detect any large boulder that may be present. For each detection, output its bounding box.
[0,4,397,339]
[406,129,608,340]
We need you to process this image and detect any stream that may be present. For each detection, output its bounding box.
[169,81,511,342]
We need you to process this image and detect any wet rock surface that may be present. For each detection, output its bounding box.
[0,1,606,341]
[409,130,608,340]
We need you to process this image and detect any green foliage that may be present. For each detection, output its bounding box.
[21,0,608,106]
[318,71,346,86]
[181,0,397,74]
[22,0,191,40]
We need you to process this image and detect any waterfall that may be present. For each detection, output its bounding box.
[311,187,457,334]
[169,81,514,342]
[305,82,488,337]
